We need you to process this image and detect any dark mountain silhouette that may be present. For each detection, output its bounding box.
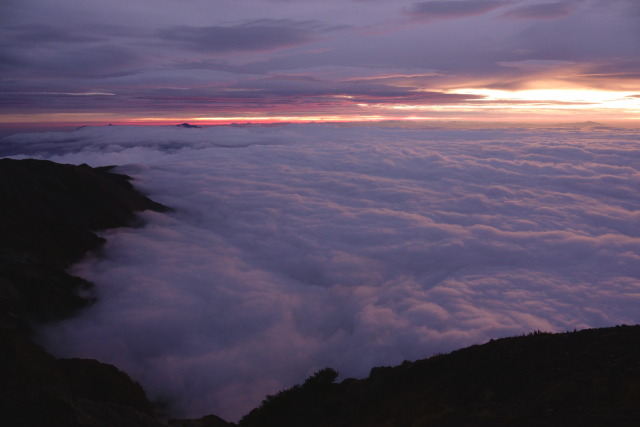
[0,158,169,329]
[1,158,639,426]
[176,123,201,128]
[0,158,168,426]
[233,326,640,426]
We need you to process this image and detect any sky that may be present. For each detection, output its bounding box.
[3,123,638,420]
[1,0,639,127]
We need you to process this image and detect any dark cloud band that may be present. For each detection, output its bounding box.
[157,19,318,54]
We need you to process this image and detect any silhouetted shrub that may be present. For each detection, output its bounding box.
[303,367,339,387]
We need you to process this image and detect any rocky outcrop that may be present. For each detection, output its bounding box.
[0,158,168,426]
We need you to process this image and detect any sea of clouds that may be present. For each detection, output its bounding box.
[2,123,640,421]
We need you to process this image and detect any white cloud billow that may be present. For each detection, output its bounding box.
[5,123,639,421]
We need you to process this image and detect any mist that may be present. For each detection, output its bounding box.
[3,123,639,421]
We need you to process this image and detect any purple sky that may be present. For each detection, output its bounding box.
[1,0,639,126]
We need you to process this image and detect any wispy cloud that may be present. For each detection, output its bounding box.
[503,1,575,20]
[404,0,508,21]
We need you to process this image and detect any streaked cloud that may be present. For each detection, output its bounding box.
[405,0,508,21]
[503,1,575,20]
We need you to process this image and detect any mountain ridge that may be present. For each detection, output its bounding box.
[0,158,169,426]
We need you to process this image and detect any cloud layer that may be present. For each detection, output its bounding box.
[4,124,639,420]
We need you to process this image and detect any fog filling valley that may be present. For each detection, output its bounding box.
[3,123,640,421]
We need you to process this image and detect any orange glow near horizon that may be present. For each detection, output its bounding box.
[1,87,638,130]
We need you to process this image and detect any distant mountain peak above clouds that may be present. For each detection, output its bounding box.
[176,123,201,128]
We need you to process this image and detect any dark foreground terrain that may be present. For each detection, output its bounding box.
[0,158,168,426]
[1,158,639,427]
[234,325,640,427]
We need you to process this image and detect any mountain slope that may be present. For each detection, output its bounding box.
[0,158,168,426]
[238,326,640,426]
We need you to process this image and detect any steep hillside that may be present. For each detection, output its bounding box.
[0,158,168,426]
